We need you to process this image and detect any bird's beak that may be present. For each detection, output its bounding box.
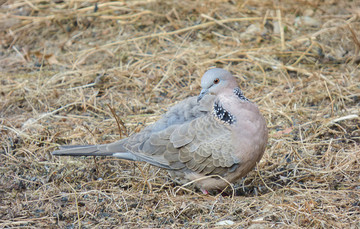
[197,88,209,102]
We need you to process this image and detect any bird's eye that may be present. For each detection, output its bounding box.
[213,78,220,84]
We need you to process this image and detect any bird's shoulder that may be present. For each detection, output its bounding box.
[148,94,215,133]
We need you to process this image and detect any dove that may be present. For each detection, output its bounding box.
[52,68,268,193]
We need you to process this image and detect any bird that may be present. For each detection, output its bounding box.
[52,68,268,193]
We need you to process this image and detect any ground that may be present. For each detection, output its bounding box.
[0,0,359,228]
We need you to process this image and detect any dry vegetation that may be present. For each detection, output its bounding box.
[1,0,360,228]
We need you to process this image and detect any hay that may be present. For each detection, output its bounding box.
[1,0,359,228]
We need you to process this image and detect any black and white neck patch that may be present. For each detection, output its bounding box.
[213,102,236,125]
[233,87,249,102]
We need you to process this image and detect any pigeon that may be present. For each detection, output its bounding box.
[52,68,268,192]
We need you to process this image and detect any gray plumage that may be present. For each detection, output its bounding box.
[52,68,268,191]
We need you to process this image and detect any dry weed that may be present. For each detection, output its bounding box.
[1,0,359,228]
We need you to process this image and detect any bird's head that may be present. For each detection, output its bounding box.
[197,68,237,102]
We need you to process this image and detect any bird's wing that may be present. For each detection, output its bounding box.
[122,99,239,175]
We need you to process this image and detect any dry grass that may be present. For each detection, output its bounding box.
[1,0,360,228]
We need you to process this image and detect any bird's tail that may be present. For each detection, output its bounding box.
[51,140,137,161]
[52,145,115,157]
[52,141,172,169]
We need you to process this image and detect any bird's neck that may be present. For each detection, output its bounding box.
[233,87,249,102]
[212,87,250,125]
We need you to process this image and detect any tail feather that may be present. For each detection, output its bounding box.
[59,145,94,149]
[52,145,115,157]
[52,143,172,169]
